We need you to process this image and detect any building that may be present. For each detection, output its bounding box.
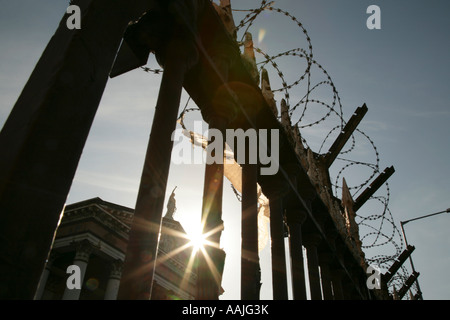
[34,196,196,300]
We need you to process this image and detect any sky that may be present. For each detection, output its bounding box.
[0,0,449,300]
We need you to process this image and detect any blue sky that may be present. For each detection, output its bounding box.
[1,1,449,300]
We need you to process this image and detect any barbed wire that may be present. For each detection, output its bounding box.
[234,0,409,297]
[140,66,163,74]
[144,0,410,298]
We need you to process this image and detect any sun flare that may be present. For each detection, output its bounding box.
[187,231,207,253]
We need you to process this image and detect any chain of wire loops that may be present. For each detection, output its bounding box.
[144,0,409,298]
[232,1,405,283]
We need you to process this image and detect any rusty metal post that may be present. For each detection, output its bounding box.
[196,116,228,300]
[286,208,308,300]
[319,253,334,300]
[330,268,345,300]
[259,167,290,300]
[269,193,288,300]
[317,222,339,300]
[303,233,323,300]
[0,0,153,299]
[118,34,198,299]
[241,162,260,300]
[195,24,238,299]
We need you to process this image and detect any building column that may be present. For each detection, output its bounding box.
[303,232,323,300]
[104,259,123,300]
[62,240,93,300]
[34,253,57,300]
[241,163,260,300]
[119,31,199,299]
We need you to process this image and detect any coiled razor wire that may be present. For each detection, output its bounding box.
[142,0,410,298]
[233,2,410,297]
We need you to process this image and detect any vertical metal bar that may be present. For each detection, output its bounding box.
[304,234,323,300]
[241,162,260,300]
[118,37,196,300]
[341,274,356,299]
[196,117,227,300]
[269,196,288,300]
[286,209,307,300]
[400,222,423,299]
[330,269,345,300]
[319,262,334,300]
[0,0,140,299]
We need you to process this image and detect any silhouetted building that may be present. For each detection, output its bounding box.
[35,197,196,300]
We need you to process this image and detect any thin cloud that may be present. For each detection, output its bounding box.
[73,170,139,195]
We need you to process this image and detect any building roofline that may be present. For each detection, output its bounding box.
[65,197,135,214]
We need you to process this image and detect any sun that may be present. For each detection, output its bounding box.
[187,231,207,253]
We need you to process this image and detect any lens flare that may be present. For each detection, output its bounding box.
[85,278,99,291]
[258,28,267,44]
[187,231,207,253]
